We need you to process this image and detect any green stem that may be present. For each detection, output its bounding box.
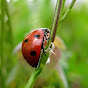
[25,66,43,88]
[45,0,63,50]
[61,0,76,22]
[51,0,62,42]
[25,0,76,88]
[5,0,13,49]
[1,0,6,88]
[25,52,49,88]
[25,0,63,88]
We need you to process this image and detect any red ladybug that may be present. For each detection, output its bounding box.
[22,28,50,68]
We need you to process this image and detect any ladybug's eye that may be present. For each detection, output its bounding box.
[34,35,40,38]
[24,39,28,43]
[30,51,36,56]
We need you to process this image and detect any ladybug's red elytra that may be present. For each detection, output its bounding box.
[22,28,50,68]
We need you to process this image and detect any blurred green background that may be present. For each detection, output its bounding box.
[0,0,88,88]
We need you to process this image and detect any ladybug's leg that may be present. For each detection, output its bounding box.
[42,46,46,54]
[41,41,46,54]
[45,42,55,54]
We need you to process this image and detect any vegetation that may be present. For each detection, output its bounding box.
[0,0,88,88]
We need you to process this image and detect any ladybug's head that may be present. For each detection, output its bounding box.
[43,28,50,41]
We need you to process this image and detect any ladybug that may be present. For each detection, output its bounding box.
[22,28,50,68]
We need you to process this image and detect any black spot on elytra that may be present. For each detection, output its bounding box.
[24,39,28,43]
[30,51,36,56]
[34,35,40,38]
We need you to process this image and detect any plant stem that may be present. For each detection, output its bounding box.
[5,0,13,49]
[25,52,49,88]
[25,0,76,87]
[61,0,76,22]
[45,0,64,50]
[1,0,6,88]
[51,0,62,42]
[25,66,42,88]
[25,0,63,88]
